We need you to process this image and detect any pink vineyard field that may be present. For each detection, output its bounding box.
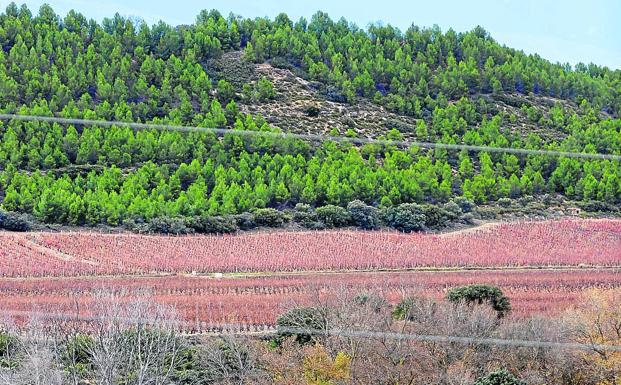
[1,269,620,329]
[1,219,620,277]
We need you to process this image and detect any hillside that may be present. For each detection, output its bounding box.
[0,4,620,233]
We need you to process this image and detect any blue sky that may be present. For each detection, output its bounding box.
[6,0,621,69]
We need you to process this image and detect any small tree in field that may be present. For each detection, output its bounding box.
[446,284,511,317]
[474,369,524,385]
[276,307,328,345]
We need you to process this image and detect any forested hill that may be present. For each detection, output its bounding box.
[0,3,620,232]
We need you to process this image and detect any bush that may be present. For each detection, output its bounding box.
[474,370,524,385]
[579,200,619,213]
[442,201,463,217]
[255,77,275,101]
[147,216,193,235]
[0,332,18,367]
[382,203,426,232]
[391,296,435,321]
[189,215,239,234]
[232,212,257,231]
[452,196,475,213]
[420,204,457,229]
[62,334,94,374]
[303,104,321,117]
[122,217,149,233]
[276,307,328,345]
[315,205,351,228]
[0,210,31,231]
[292,204,320,228]
[347,200,380,230]
[497,197,513,207]
[446,284,511,317]
[252,208,290,228]
[392,297,416,320]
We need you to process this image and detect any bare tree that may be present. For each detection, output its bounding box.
[197,334,269,384]
[0,316,65,385]
[88,290,183,385]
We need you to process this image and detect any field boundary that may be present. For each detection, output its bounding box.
[1,264,619,282]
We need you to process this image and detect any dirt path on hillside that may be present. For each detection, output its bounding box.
[436,222,501,238]
[18,234,100,267]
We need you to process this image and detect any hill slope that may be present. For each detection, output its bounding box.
[0,4,620,232]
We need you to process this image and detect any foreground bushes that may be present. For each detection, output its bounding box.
[1,288,620,385]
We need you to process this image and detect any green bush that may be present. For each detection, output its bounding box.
[232,212,257,231]
[315,205,351,228]
[276,307,328,345]
[347,200,380,230]
[392,297,416,320]
[255,77,275,101]
[391,296,435,321]
[252,208,290,228]
[61,334,94,375]
[382,203,426,232]
[442,201,463,217]
[292,204,321,228]
[446,284,511,317]
[452,197,475,213]
[0,332,18,368]
[189,215,239,234]
[474,370,524,385]
[420,204,457,229]
[147,216,194,235]
[0,210,31,231]
[497,197,513,207]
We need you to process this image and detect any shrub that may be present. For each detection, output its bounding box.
[304,105,321,117]
[292,204,320,228]
[255,77,275,101]
[276,307,328,345]
[122,216,148,232]
[391,296,436,321]
[497,197,513,207]
[232,212,257,231]
[147,216,193,235]
[452,196,475,213]
[347,200,380,230]
[382,203,426,232]
[392,297,416,320]
[253,208,290,228]
[421,204,457,229]
[0,210,31,231]
[62,334,94,374]
[315,205,351,228]
[446,284,511,317]
[579,200,619,213]
[442,201,463,217]
[0,332,18,368]
[474,370,524,385]
[190,215,239,234]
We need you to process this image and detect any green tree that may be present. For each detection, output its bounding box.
[446,284,511,317]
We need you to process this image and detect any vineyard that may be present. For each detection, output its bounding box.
[1,219,620,278]
[1,219,620,328]
[2,269,620,331]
